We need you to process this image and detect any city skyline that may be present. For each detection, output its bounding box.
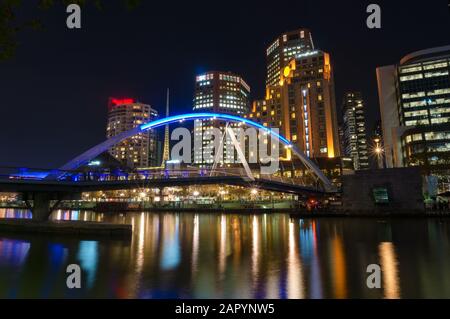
[0,1,449,168]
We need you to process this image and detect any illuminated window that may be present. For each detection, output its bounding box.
[400,74,423,82]
[373,187,389,204]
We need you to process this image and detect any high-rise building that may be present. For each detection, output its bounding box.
[377,45,450,191]
[106,98,159,168]
[193,71,251,165]
[266,28,314,87]
[247,49,340,160]
[341,92,369,170]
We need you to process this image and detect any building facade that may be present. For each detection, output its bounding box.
[266,28,315,87]
[341,92,369,170]
[193,71,251,165]
[106,98,159,168]
[377,45,450,193]
[247,49,340,160]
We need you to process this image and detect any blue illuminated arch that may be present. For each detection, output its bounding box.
[59,112,333,191]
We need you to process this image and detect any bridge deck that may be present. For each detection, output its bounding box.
[0,175,324,196]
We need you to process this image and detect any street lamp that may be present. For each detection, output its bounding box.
[372,136,385,169]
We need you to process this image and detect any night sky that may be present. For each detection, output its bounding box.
[0,0,449,169]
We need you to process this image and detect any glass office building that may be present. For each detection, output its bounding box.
[377,45,450,192]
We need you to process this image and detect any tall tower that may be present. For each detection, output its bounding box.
[161,88,170,167]
[247,49,340,159]
[106,98,158,168]
[342,92,369,170]
[193,71,251,165]
[377,45,450,192]
[266,28,314,86]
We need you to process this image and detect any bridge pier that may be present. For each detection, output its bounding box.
[23,192,78,221]
[31,193,53,221]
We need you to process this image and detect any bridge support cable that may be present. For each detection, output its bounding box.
[226,125,254,181]
[210,123,228,177]
[55,112,334,192]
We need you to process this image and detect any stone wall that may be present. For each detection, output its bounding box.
[341,168,424,213]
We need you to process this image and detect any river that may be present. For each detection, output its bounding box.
[0,208,449,298]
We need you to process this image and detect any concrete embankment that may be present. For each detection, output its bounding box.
[0,219,132,237]
[289,210,450,218]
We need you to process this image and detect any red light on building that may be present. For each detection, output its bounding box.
[108,98,135,109]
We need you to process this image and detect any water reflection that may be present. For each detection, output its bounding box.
[0,209,32,219]
[0,209,450,298]
[379,242,400,299]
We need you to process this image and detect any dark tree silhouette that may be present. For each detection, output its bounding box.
[0,0,141,60]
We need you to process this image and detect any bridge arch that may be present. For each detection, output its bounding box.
[59,112,334,191]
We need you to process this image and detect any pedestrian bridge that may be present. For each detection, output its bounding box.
[0,112,337,221]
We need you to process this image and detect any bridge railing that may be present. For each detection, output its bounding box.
[0,166,318,190]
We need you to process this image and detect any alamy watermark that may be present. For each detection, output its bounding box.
[366,264,382,289]
[66,264,82,289]
[66,4,81,29]
[366,4,381,29]
[169,126,281,175]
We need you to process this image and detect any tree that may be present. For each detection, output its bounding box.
[0,0,141,60]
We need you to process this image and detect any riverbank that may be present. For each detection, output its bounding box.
[2,205,450,217]
[0,219,132,237]
[289,210,450,218]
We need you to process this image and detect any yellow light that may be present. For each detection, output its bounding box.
[283,66,291,77]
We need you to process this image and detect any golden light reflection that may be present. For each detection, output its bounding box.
[135,213,146,273]
[331,236,347,298]
[287,221,304,298]
[251,216,260,291]
[191,214,199,276]
[219,215,227,279]
[379,242,400,299]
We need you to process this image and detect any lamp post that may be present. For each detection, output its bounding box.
[373,136,385,169]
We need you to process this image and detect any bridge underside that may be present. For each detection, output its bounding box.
[0,176,324,196]
[0,176,330,221]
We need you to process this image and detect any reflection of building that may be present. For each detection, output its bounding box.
[247,49,340,160]
[193,71,251,166]
[341,92,369,170]
[376,45,450,192]
[106,98,159,168]
[266,28,315,86]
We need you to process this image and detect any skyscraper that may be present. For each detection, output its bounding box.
[376,45,450,191]
[106,98,159,168]
[266,28,314,86]
[247,49,340,160]
[193,71,251,165]
[341,92,369,170]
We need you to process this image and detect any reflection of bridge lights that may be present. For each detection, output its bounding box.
[193,191,200,197]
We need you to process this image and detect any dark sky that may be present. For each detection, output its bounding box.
[0,0,449,169]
